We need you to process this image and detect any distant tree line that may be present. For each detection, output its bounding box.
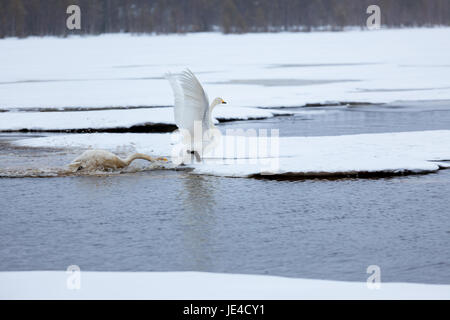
[0,0,449,38]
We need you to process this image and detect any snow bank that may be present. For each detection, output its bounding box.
[1,271,449,300]
[13,130,450,178]
[0,106,289,132]
[1,28,450,110]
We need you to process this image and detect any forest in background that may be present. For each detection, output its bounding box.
[0,0,449,38]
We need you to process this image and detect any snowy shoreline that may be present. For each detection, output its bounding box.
[1,271,450,300]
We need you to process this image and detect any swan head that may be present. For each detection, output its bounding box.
[211,97,227,108]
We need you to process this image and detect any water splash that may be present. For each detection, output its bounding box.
[0,162,176,178]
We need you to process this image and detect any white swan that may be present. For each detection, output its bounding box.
[166,69,226,158]
[68,149,167,172]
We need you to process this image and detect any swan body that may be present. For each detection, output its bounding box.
[69,149,166,172]
[166,69,226,157]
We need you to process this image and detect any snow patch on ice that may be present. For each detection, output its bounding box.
[1,271,450,300]
[13,130,450,178]
[1,28,450,110]
[0,106,290,132]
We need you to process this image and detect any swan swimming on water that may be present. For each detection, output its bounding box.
[166,69,227,160]
[68,149,167,172]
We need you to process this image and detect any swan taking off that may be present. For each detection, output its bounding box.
[68,149,167,172]
[166,69,226,158]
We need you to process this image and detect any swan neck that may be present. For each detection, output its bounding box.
[209,100,221,127]
[210,100,220,110]
[124,153,154,165]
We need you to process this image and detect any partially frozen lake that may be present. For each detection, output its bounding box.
[1,29,450,293]
[1,28,450,110]
[1,160,450,284]
[1,100,450,284]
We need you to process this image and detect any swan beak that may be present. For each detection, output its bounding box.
[158,157,168,162]
[222,100,227,104]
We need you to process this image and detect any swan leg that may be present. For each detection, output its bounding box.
[187,150,201,162]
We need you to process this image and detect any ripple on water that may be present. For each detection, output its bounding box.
[1,101,450,284]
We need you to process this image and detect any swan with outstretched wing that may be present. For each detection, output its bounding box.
[166,69,226,158]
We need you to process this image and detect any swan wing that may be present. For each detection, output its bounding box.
[167,69,210,132]
[165,72,184,127]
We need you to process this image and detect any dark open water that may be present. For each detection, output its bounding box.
[0,100,449,284]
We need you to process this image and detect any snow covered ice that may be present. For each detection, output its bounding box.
[0,106,291,132]
[2,27,450,300]
[14,130,450,178]
[1,28,450,111]
[1,271,450,300]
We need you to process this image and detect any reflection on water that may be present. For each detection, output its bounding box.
[180,175,217,270]
[182,174,216,214]
[1,170,450,284]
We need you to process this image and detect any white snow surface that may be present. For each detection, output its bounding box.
[13,130,450,177]
[1,271,449,300]
[0,106,289,131]
[1,28,450,110]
